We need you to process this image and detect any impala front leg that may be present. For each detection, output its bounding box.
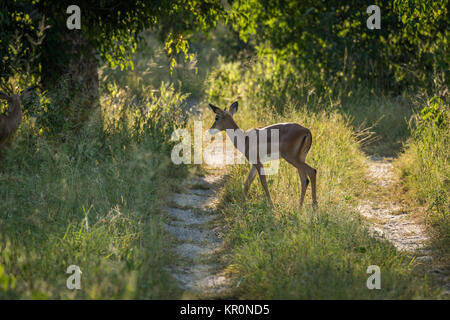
[243,165,257,200]
[256,164,273,207]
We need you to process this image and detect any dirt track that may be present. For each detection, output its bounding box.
[164,169,230,296]
[357,157,450,296]
[357,157,430,253]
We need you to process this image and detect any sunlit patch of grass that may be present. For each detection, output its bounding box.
[338,91,414,157]
[215,107,439,297]
[0,86,186,299]
[205,57,441,299]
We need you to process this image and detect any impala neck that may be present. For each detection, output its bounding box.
[225,118,245,151]
[7,100,22,128]
[9,102,21,118]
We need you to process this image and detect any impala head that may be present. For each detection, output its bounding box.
[0,86,36,112]
[208,101,238,135]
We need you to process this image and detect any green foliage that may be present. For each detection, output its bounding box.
[101,80,189,142]
[0,263,16,295]
[0,2,47,93]
[23,80,79,135]
[0,0,225,82]
[419,97,447,130]
[230,0,448,91]
[206,57,368,206]
[0,0,447,299]
[207,55,320,115]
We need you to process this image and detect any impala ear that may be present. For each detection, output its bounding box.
[208,103,222,114]
[229,101,238,116]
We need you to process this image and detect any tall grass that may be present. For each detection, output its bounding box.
[0,28,228,299]
[0,82,187,299]
[396,96,449,264]
[205,56,440,298]
[338,91,414,156]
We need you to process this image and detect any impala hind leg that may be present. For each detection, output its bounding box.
[244,165,258,199]
[305,164,318,209]
[298,168,309,207]
[290,159,317,209]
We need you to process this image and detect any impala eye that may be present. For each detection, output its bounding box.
[215,116,219,121]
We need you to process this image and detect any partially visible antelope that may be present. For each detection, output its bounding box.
[0,86,35,159]
[208,101,317,208]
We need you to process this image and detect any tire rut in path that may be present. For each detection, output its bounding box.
[357,157,430,253]
[164,170,231,296]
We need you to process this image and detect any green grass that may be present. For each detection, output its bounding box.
[338,91,414,157]
[222,203,436,299]
[0,86,187,299]
[395,97,449,266]
[0,33,445,299]
[0,29,221,299]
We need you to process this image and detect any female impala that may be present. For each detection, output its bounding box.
[208,101,317,208]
